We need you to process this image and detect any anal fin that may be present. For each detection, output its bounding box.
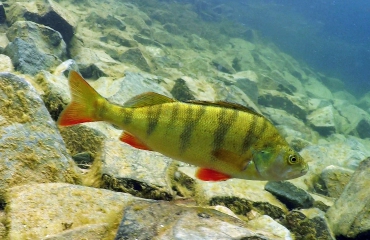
[119,132,152,151]
[195,168,231,181]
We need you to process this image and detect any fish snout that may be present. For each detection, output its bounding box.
[301,163,309,174]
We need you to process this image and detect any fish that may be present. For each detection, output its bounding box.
[58,71,309,181]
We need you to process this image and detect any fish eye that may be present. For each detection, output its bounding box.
[288,155,298,164]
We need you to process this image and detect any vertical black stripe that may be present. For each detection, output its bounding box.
[179,105,206,154]
[213,108,239,151]
[122,108,134,125]
[241,114,258,153]
[170,103,180,124]
[147,105,162,136]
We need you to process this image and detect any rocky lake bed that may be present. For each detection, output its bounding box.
[0,0,370,239]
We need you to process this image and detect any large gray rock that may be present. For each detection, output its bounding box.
[6,183,140,239]
[115,200,284,240]
[71,47,120,79]
[258,89,307,120]
[86,11,126,32]
[88,139,174,200]
[119,48,152,72]
[326,157,370,238]
[96,71,172,105]
[265,181,314,210]
[316,165,354,198]
[5,21,66,75]
[173,167,288,219]
[0,73,80,202]
[0,2,5,23]
[307,105,336,136]
[286,208,335,240]
[6,0,77,42]
[333,99,370,138]
[0,54,14,72]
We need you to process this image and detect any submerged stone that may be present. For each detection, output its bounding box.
[285,208,335,240]
[265,181,314,210]
[6,183,139,239]
[89,139,174,200]
[0,73,80,202]
[326,157,370,238]
[115,200,282,239]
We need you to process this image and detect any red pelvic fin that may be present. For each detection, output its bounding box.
[195,168,231,181]
[119,132,152,151]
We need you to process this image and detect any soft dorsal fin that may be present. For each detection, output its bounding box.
[124,92,176,108]
[187,100,264,117]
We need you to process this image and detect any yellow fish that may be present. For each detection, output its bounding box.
[58,71,308,181]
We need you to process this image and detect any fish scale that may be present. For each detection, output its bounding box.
[58,71,309,181]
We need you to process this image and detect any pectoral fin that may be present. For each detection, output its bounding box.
[119,132,152,151]
[212,149,251,171]
[195,168,231,181]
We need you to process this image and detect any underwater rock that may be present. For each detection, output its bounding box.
[6,20,67,57]
[265,181,314,210]
[58,124,111,160]
[285,208,335,240]
[0,32,9,52]
[247,215,293,240]
[133,34,162,47]
[303,77,333,99]
[38,0,77,43]
[316,165,353,198]
[115,200,280,240]
[6,183,140,239]
[71,152,94,169]
[258,89,307,120]
[0,2,5,23]
[34,70,70,120]
[90,139,174,201]
[119,48,152,72]
[264,107,315,144]
[299,138,369,191]
[43,224,110,240]
[212,80,262,114]
[170,75,215,102]
[152,30,185,48]
[105,71,172,105]
[72,47,119,79]
[326,157,370,238]
[104,29,138,48]
[86,12,126,32]
[212,57,236,74]
[306,105,336,137]
[170,77,196,101]
[124,15,151,36]
[6,0,77,43]
[0,54,14,72]
[5,21,66,75]
[174,167,288,220]
[6,2,40,25]
[333,99,370,137]
[234,73,259,103]
[0,73,80,202]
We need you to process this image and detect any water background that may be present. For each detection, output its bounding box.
[182,0,370,96]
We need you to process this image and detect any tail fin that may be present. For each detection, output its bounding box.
[57,71,106,126]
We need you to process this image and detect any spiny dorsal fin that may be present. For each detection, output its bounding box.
[124,92,175,108]
[187,100,264,117]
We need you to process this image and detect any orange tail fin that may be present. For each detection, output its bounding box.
[57,71,106,126]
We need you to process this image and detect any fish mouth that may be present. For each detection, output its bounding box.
[301,164,309,174]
